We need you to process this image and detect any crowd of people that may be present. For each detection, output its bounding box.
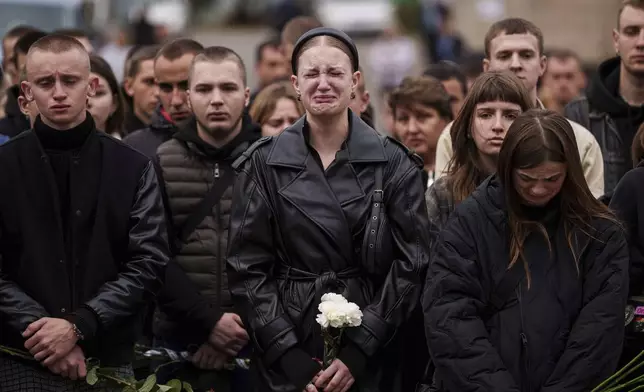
[1,0,644,391]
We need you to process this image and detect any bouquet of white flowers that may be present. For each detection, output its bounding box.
[315,293,363,368]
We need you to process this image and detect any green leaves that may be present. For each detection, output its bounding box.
[0,344,194,392]
[86,367,99,386]
[138,374,157,392]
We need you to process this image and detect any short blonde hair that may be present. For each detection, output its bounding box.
[249,81,304,125]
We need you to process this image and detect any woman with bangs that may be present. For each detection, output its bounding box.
[425,71,533,246]
[424,109,628,391]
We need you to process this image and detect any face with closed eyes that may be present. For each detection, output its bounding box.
[513,161,567,206]
[292,44,359,117]
[22,48,97,130]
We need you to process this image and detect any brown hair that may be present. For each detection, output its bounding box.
[127,45,160,79]
[249,81,304,125]
[295,36,354,75]
[388,75,453,121]
[619,0,644,27]
[26,34,88,73]
[632,122,644,166]
[446,71,533,203]
[498,109,617,287]
[484,18,544,58]
[155,38,203,63]
[281,16,323,46]
[189,46,247,85]
[90,55,125,137]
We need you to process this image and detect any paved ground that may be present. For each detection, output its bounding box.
[192,27,427,131]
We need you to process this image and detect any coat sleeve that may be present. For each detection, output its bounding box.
[0,226,50,333]
[434,123,453,179]
[541,226,629,391]
[424,209,520,392]
[610,169,644,296]
[578,126,604,199]
[73,161,170,341]
[342,154,431,359]
[226,158,320,389]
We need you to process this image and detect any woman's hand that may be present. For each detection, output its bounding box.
[314,359,355,392]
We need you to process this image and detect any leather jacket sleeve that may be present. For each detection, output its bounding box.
[344,150,431,357]
[78,161,170,340]
[0,223,49,332]
[226,159,303,368]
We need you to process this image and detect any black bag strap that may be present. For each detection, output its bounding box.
[482,260,526,320]
[176,168,235,245]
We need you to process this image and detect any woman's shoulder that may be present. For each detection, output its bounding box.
[232,135,275,171]
[381,135,424,171]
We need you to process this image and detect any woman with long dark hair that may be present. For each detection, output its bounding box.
[424,109,628,391]
[226,28,430,392]
[426,71,533,246]
[88,54,126,138]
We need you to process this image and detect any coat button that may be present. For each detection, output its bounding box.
[73,160,79,165]
[75,209,82,216]
[60,308,66,313]
[59,259,64,264]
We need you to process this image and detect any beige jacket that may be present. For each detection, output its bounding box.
[434,119,605,198]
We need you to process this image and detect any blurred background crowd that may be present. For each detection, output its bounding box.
[0,0,619,134]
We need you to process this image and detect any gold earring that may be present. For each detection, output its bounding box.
[350,92,356,99]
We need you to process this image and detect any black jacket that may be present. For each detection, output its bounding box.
[123,105,176,159]
[609,163,644,360]
[424,176,629,392]
[0,85,30,138]
[227,112,431,391]
[0,126,170,366]
[565,57,644,195]
[154,116,261,346]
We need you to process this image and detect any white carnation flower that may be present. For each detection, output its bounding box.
[320,293,348,304]
[316,293,363,329]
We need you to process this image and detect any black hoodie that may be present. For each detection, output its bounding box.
[587,57,644,159]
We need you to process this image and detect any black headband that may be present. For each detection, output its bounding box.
[291,27,359,74]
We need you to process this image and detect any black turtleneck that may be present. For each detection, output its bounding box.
[34,113,94,261]
[519,194,562,233]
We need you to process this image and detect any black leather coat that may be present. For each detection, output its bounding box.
[227,112,431,391]
[0,129,170,366]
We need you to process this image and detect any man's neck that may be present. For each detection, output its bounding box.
[308,113,349,155]
[530,88,540,108]
[134,106,152,125]
[620,63,644,106]
[197,120,243,149]
[41,111,87,131]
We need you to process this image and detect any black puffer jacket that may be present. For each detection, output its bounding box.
[424,176,628,392]
[227,112,431,391]
[153,116,261,345]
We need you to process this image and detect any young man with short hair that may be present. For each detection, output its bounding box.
[1,25,39,87]
[123,45,160,134]
[566,0,644,196]
[123,38,203,158]
[0,33,169,391]
[424,60,468,119]
[154,45,260,391]
[541,49,586,114]
[434,17,605,198]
